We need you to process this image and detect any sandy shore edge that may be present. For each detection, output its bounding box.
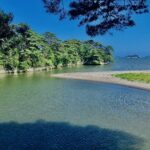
[52,70,150,91]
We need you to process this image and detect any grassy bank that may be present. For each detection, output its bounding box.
[114,73,150,83]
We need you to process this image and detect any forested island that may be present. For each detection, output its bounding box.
[0,10,113,73]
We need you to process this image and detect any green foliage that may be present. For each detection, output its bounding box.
[3,48,19,71]
[0,10,113,73]
[0,52,3,65]
[114,73,150,83]
[80,40,113,65]
[0,10,13,42]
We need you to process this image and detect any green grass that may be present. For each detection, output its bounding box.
[113,73,150,83]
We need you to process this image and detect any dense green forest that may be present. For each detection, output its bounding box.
[0,10,113,73]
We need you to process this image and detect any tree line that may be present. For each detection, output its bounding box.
[0,10,113,73]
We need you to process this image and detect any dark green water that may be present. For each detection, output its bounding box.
[0,58,150,150]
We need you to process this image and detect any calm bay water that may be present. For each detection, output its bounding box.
[51,57,150,73]
[0,57,150,149]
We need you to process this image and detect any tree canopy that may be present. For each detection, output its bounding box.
[43,0,149,36]
[0,10,13,43]
[0,10,113,73]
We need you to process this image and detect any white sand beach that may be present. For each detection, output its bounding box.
[52,70,150,91]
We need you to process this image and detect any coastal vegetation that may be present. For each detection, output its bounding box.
[0,10,113,73]
[114,73,150,83]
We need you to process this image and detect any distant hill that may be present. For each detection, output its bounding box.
[126,55,140,59]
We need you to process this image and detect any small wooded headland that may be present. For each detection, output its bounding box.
[0,10,113,74]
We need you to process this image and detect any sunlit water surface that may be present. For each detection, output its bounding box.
[0,57,150,149]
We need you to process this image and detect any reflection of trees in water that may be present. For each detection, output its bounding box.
[0,120,144,150]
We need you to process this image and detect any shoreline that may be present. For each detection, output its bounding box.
[0,67,54,74]
[0,62,110,75]
[52,70,150,91]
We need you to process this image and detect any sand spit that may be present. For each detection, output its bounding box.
[52,70,150,91]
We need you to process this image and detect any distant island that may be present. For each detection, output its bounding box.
[126,55,140,59]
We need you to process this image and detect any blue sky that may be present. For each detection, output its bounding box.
[0,0,150,56]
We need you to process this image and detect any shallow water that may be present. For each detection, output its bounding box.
[51,57,150,73]
[0,58,150,149]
